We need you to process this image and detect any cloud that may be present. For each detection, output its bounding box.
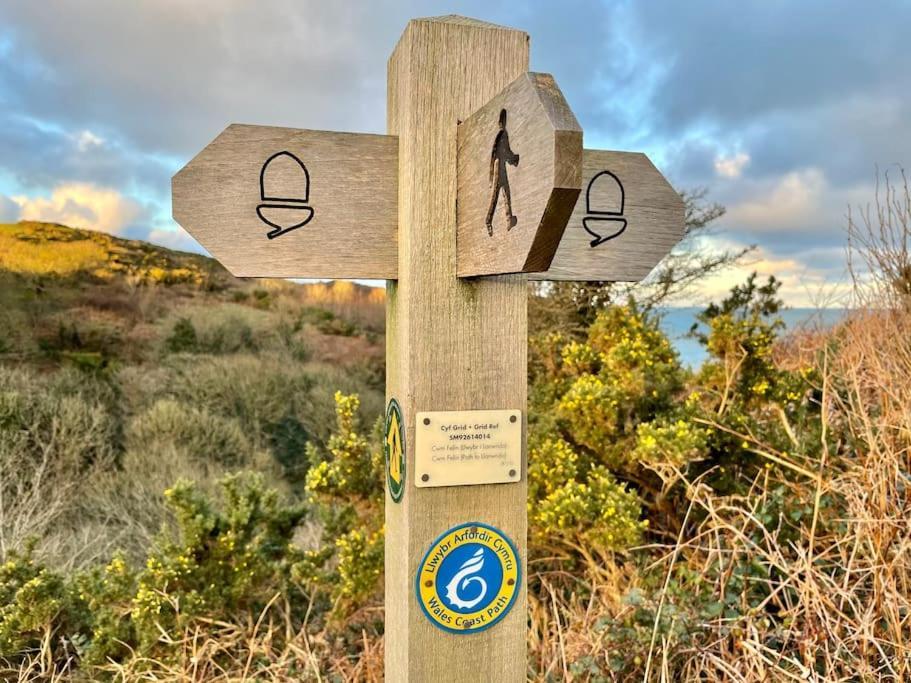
[12,183,145,235]
[0,194,19,222]
[0,1,416,156]
[686,238,852,308]
[0,0,908,293]
[714,152,750,179]
[145,227,203,254]
[74,129,104,152]
[726,169,828,231]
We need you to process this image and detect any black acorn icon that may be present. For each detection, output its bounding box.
[582,170,627,248]
[256,151,315,239]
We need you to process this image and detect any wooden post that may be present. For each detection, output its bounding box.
[385,16,529,681]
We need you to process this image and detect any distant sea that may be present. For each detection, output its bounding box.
[657,308,851,368]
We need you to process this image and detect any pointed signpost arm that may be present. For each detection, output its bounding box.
[172,124,399,279]
[385,16,529,682]
[530,149,685,281]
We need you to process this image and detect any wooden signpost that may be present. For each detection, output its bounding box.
[173,15,684,682]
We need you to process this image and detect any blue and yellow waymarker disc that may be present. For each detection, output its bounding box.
[416,522,520,634]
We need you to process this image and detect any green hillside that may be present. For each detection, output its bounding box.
[0,220,387,592]
[0,221,219,282]
[0,221,385,372]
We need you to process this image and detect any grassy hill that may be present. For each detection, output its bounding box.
[0,221,385,371]
[0,220,387,569]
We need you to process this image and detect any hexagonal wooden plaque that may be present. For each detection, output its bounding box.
[456,72,582,277]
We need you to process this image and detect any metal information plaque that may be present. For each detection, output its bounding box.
[414,409,522,488]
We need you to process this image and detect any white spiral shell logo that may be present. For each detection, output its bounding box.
[444,548,488,609]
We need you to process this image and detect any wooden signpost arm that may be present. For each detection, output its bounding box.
[385,16,529,682]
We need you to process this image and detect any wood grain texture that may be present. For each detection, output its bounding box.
[172,124,398,279]
[385,16,529,682]
[456,72,582,277]
[530,149,685,281]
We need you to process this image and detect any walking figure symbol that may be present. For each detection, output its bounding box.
[486,108,520,236]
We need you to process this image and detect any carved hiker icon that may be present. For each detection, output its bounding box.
[486,109,520,236]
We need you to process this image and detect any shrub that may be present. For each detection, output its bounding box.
[164,316,197,353]
[161,306,270,356]
[125,475,308,656]
[531,466,646,551]
[304,392,384,611]
[0,367,120,474]
[527,304,686,554]
[0,551,90,667]
[0,473,311,672]
[127,399,262,470]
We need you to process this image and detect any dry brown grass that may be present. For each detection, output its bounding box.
[6,597,386,683]
[523,306,911,681]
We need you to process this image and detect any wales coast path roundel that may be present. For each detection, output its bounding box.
[416,522,520,634]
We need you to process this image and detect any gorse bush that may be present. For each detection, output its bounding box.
[527,303,691,553]
[0,398,386,680]
[304,392,385,610]
[0,473,312,671]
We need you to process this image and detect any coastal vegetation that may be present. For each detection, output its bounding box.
[1,172,909,681]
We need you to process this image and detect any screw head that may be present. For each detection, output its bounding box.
[509,414,517,423]
[509,469,517,478]
[423,417,430,426]
[421,473,429,482]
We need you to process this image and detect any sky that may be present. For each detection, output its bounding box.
[1,0,909,306]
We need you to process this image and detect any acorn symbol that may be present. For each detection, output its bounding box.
[582,170,627,248]
[256,151,315,239]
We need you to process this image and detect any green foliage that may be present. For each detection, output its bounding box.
[532,463,646,550]
[685,274,823,493]
[129,475,307,650]
[0,474,310,670]
[304,393,384,609]
[631,415,707,469]
[305,392,382,499]
[0,551,89,663]
[527,274,826,565]
[163,310,260,355]
[528,304,688,552]
[164,316,197,353]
